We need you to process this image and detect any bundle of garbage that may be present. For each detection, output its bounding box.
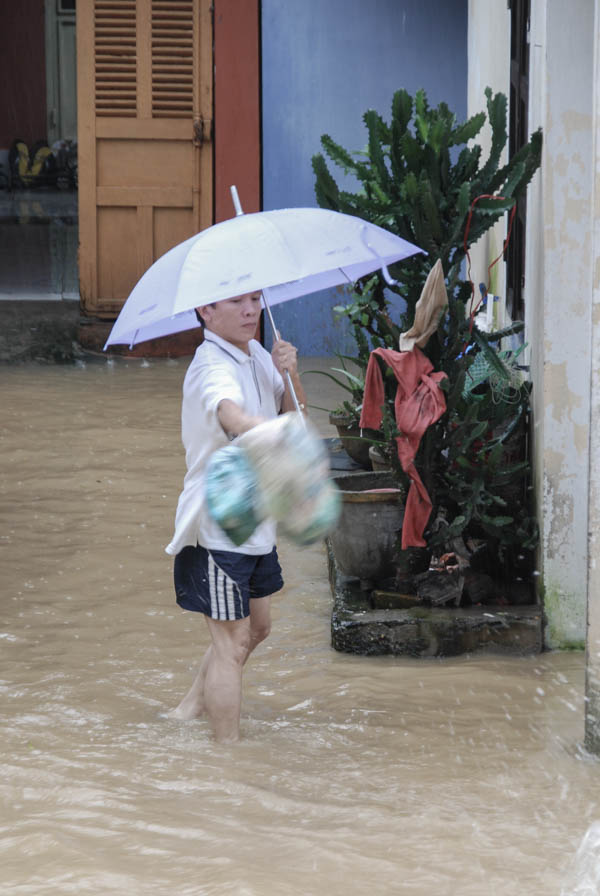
[205,412,340,546]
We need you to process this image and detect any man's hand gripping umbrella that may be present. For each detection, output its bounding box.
[205,188,340,549]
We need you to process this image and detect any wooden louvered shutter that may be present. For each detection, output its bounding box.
[95,1,137,117]
[152,3,194,119]
[77,0,213,317]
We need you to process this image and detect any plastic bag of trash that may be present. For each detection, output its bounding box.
[206,414,341,547]
[238,413,340,544]
[280,478,341,545]
[204,444,261,546]
[238,413,330,519]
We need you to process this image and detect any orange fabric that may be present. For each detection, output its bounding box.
[359,347,447,549]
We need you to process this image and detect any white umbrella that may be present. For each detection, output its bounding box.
[104,187,424,351]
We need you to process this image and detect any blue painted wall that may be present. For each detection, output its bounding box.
[261,0,467,356]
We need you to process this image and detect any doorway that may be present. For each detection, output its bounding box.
[0,0,78,302]
[45,0,77,146]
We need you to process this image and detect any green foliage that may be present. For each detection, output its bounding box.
[428,377,538,558]
[313,86,542,300]
[312,87,542,573]
[304,352,368,425]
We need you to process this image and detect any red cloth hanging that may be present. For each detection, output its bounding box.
[359,347,447,549]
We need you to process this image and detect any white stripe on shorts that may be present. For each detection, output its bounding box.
[207,552,242,620]
[225,576,235,619]
[216,564,226,618]
[208,553,218,618]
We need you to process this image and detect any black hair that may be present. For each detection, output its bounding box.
[196,302,217,325]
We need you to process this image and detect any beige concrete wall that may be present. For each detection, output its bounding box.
[585,0,600,750]
[527,0,594,647]
[467,1,510,303]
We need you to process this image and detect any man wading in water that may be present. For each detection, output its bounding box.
[165,290,306,743]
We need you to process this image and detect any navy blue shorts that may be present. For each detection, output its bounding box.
[174,545,284,620]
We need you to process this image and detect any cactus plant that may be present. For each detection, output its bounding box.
[312,87,542,579]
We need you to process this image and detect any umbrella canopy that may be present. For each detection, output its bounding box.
[104,206,424,349]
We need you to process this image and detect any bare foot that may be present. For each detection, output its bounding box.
[166,700,204,721]
[214,731,240,744]
[167,666,206,720]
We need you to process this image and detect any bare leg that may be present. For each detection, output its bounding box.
[247,595,272,656]
[168,645,213,720]
[203,598,272,741]
[170,597,272,723]
[203,617,251,743]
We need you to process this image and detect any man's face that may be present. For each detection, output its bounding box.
[197,291,262,352]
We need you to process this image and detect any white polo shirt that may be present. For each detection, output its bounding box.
[165,330,285,556]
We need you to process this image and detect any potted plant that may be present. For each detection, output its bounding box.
[305,352,381,468]
[313,87,542,590]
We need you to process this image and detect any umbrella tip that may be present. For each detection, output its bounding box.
[230,185,244,217]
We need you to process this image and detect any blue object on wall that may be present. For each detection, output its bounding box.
[261,0,467,356]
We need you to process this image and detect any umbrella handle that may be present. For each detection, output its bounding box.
[262,288,306,422]
[230,185,244,217]
[229,185,306,423]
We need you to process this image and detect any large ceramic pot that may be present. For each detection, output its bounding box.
[329,411,380,469]
[329,471,405,588]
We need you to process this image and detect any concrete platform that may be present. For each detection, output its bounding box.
[0,299,81,363]
[328,542,543,657]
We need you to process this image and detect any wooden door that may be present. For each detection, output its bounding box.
[77,0,213,317]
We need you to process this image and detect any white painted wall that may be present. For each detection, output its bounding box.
[527,0,594,647]
[467,1,510,302]
[585,0,600,749]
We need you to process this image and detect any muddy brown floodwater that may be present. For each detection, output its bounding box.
[1,358,599,896]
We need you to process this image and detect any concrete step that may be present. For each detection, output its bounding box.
[328,542,543,657]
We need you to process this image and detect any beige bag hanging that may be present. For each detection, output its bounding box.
[399,259,448,352]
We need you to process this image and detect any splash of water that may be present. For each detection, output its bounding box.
[562,822,600,895]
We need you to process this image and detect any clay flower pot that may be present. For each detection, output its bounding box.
[329,471,405,588]
[329,411,381,470]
